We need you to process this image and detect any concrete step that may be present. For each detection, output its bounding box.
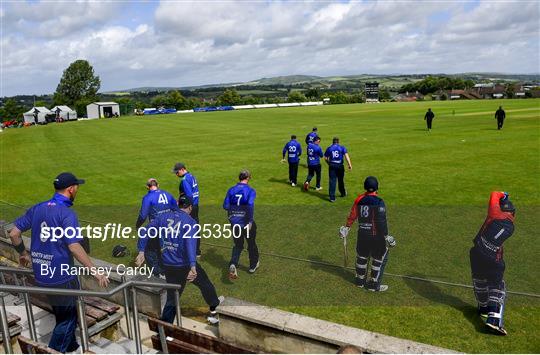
[90,336,158,354]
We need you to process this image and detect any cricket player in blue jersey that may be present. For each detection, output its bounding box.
[305,127,319,146]
[223,170,259,279]
[324,137,352,202]
[9,172,109,353]
[173,162,202,256]
[134,178,179,276]
[281,135,302,186]
[139,196,221,324]
[303,136,324,191]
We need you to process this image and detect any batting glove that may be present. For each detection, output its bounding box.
[339,226,350,239]
[385,235,396,248]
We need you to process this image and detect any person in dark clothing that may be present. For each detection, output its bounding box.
[172,163,201,256]
[9,173,109,353]
[281,135,302,186]
[305,127,319,146]
[324,137,352,202]
[140,196,221,325]
[340,176,395,292]
[424,108,435,131]
[470,191,515,336]
[495,106,506,130]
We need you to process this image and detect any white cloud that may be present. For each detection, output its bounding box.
[1,0,538,96]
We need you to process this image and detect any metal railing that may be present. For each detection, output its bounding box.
[0,265,183,354]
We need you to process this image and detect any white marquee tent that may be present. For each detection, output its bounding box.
[23,107,52,124]
[51,105,77,121]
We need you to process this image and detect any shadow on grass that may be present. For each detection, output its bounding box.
[308,255,354,285]
[403,273,490,334]
[200,247,234,285]
[268,177,294,186]
[303,185,330,202]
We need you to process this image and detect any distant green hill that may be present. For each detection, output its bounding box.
[104,73,540,94]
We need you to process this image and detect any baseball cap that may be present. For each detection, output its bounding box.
[178,195,192,209]
[364,176,378,192]
[172,162,186,174]
[53,172,85,190]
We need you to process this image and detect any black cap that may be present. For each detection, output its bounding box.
[172,162,186,174]
[53,172,85,190]
[500,197,515,213]
[364,176,378,192]
[178,195,192,209]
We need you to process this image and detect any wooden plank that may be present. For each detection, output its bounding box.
[30,295,97,328]
[0,324,22,342]
[7,312,21,326]
[151,335,209,354]
[84,305,108,321]
[18,335,61,354]
[84,297,120,314]
[147,317,253,354]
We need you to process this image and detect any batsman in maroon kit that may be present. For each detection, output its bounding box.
[470,191,515,335]
[340,176,395,292]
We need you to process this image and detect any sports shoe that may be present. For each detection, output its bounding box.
[248,261,260,274]
[315,186,322,191]
[355,277,365,288]
[329,198,335,203]
[291,182,296,187]
[303,181,309,191]
[340,190,347,197]
[367,282,388,292]
[228,264,238,280]
[485,322,507,336]
[207,311,219,325]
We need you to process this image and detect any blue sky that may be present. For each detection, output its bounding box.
[1,0,538,96]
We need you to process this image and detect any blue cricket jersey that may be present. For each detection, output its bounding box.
[223,183,256,227]
[324,144,348,165]
[282,140,302,163]
[179,172,199,206]
[139,210,197,268]
[307,143,323,166]
[305,132,318,145]
[137,189,179,252]
[14,193,83,286]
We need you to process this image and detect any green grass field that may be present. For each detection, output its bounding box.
[1,99,539,352]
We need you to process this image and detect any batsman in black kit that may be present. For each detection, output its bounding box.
[340,176,395,292]
[470,191,515,335]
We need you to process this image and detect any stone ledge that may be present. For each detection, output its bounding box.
[218,297,459,354]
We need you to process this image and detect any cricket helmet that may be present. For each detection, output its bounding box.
[500,197,515,214]
[364,176,379,192]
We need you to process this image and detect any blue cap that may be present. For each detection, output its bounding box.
[53,172,85,190]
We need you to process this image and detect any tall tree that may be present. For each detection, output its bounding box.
[54,59,100,106]
[0,99,25,122]
[217,89,241,106]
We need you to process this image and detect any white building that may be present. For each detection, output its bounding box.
[22,107,52,124]
[50,105,77,120]
[86,102,120,119]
